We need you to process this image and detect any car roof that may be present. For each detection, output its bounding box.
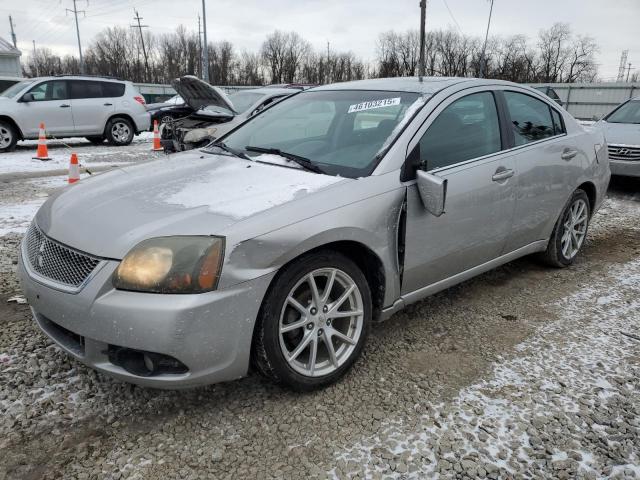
[312,77,521,94]
[26,76,126,83]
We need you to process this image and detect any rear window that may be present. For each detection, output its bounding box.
[102,82,125,97]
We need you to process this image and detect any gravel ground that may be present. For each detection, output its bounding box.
[0,167,638,479]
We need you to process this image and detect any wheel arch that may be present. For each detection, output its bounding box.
[0,115,24,140]
[576,181,596,217]
[104,113,136,136]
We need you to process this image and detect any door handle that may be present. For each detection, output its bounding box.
[103,102,113,106]
[561,148,578,161]
[492,168,514,182]
[59,104,70,108]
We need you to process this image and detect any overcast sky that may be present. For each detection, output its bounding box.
[3,0,639,80]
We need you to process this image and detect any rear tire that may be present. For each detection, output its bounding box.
[0,121,18,152]
[105,117,134,146]
[540,189,591,267]
[86,136,104,145]
[252,251,371,391]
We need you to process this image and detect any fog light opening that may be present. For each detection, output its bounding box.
[108,346,188,377]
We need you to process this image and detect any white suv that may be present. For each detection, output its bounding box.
[0,76,150,152]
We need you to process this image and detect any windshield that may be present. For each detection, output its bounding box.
[217,90,423,177]
[228,91,265,113]
[1,79,35,98]
[606,100,640,124]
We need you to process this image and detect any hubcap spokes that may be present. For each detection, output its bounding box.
[0,127,11,148]
[112,122,130,142]
[279,268,364,377]
[561,199,588,259]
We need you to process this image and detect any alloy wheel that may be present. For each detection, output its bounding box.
[111,122,131,143]
[278,268,364,377]
[0,125,13,149]
[561,198,588,260]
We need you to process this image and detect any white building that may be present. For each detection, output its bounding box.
[0,36,22,77]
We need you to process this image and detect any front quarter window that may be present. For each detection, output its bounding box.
[218,90,423,178]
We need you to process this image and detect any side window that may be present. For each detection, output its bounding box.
[102,82,125,97]
[418,91,502,170]
[551,109,565,135]
[27,81,68,101]
[504,91,555,146]
[70,81,104,99]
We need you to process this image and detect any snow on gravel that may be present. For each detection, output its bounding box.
[333,258,640,479]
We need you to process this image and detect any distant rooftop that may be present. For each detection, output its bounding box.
[0,37,21,57]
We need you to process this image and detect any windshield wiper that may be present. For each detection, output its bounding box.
[206,142,251,160]
[244,146,325,174]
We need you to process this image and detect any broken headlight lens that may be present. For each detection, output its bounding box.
[113,236,225,293]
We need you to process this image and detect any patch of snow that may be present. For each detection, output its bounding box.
[0,199,45,235]
[164,161,344,219]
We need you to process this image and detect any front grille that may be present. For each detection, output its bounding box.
[608,144,640,162]
[25,223,101,288]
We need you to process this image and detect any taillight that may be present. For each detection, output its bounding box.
[134,95,146,105]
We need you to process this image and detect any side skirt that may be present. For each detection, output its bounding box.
[379,240,548,321]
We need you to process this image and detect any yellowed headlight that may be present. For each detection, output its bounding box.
[116,246,173,290]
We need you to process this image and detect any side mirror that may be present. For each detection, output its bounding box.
[21,92,35,102]
[416,170,447,217]
[592,113,604,121]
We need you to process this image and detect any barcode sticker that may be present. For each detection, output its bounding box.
[348,97,401,113]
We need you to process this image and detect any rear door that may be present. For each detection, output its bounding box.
[402,89,518,294]
[499,89,577,252]
[13,80,74,137]
[69,80,115,134]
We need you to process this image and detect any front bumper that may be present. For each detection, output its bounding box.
[18,250,274,389]
[610,160,640,178]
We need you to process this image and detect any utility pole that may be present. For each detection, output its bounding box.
[626,63,634,83]
[201,0,210,83]
[326,41,330,84]
[479,0,494,79]
[418,0,426,80]
[8,16,17,48]
[66,0,86,74]
[617,50,629,82]
[32,40,38,76]
[197,14,202,78]
[131,10,150,81]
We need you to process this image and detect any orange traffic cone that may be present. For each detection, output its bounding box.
[33,122,51,161]
[68,153,80,184]
[152,120,163,151]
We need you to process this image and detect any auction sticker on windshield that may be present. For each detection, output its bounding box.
[348,97,401,113]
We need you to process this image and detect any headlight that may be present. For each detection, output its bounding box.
[113,236,224,293]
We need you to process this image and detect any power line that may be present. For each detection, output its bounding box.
[441,0,463,34]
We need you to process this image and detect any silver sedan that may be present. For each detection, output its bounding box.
[18,77,610,391]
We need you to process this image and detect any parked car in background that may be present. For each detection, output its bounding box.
[161,76,301,152]
[146,94,193,128]
[594,96,640,177]
[0,75,150,152]
[532,85,563,106]
[19,77,609,391]
[0,76,22,94]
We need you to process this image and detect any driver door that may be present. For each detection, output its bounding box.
[401,89,518,294]
[13,80,74,138]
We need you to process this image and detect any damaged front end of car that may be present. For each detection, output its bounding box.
[160,75,236,152]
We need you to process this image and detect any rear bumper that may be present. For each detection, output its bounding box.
[610,160,640,178]
[18,247,274,389]
[132,111,151,133]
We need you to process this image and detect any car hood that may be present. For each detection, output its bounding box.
[596,120,640,146]
[172,75,235,113]
[35,152,347,259]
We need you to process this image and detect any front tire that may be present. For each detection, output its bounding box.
[252,251,371,391]
[105,117,134,146]
[541,189,591,267]
[0,121,18,152]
